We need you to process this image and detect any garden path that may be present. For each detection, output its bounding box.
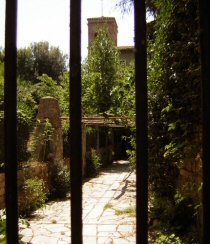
[20,160,153,244]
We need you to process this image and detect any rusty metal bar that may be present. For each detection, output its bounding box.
[4,0,19,243]
[199,0,210,242]
[134,0,148,243]
[70,0,83,243]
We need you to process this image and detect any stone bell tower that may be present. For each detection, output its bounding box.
[87,17,118,47]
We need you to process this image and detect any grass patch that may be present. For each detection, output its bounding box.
[115,207,136,217]
[104,203,113,210]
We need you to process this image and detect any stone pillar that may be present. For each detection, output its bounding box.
[36,96,63,160]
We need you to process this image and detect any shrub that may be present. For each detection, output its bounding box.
[0,209,6,243]
[0,209,30,243]
[19,176,48,216]
[86,149,101,177]
[155,233,184,244]
[27,119,54,162]
[50,159,70,198]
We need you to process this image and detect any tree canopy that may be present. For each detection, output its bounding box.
[82,25,122,115]
[17,41,68,83]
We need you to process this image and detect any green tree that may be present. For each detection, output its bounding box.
[17,47,34,82]
[82,25,122,115]
[18,41,68,83]
[109,61,135,116]
[147,0,201,242]
[58,71,70,117]
[148,0,201,193]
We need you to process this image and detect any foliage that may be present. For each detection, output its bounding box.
[17,41,68,83]
[18,73,68,117]
[17,79,37,120]
[62,121,70,158]
[148,169,201,241]
[0,209,6,243]
[0,54,69,165]
[115,0,203,242]
[115,0,158,17]
[19,176,48,216]
[109,61,135,116]
[0,69,68,165]
[17,47,34,82]
[155,233,184,244]
[57,71,70,117]
[17,111,31,164]
[86,149,101,177]
[27,119,54,162]
[147,0,201,193]
[0,209,30,243]
[148,0,201,172]
[86,126,98,151]
[50,159,70,198]
[82,25,122,114]
[146,0,201,241]
[126,131,136,170]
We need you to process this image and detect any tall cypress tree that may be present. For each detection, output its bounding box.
[82,25,121,115]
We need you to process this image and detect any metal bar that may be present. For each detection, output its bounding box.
[70,0,83,243]
[134,1,148,243]
[199,0,210,243]
[4,0,19,243]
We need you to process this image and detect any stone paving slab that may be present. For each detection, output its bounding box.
[20,160,152,244]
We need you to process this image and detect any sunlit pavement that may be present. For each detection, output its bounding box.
[20,160,151,244]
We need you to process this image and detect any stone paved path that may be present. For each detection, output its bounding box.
[20,160,151,244]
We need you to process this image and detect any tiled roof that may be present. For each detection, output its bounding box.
[87,16,116,20]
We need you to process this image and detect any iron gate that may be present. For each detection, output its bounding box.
[4,0,210,243]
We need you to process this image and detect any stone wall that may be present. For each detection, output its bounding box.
[0,163,51,210]
[176,157,203,225]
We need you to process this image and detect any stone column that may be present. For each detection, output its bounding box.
[36,96,63,160]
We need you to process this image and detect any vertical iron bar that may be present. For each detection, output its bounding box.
[199,0,210,243]
[134,1,148,243]
[4,0,19,243]
[70,0,83,243]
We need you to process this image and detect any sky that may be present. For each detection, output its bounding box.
[0,0,134,60]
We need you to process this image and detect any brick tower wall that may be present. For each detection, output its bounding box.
[87,17,118,47]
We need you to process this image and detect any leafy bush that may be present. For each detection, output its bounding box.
[50,159,70,198]
[155,233,184,244]
[86,149,101,177]
[27,119,54,162]
[0,209,6,243]
[19,176,48,216]
[149,192,201,244]
[0,209,29,243]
